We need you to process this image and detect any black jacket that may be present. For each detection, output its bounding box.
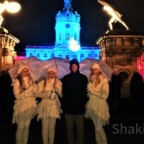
[62,71,88,114]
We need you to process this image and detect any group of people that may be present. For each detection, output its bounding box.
[12,59,110,144]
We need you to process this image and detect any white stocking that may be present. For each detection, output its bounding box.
[92,116,107,144]
[48,118,56,144]
[16,127,23,144]
[42,118,49,144]
[23,120,30,144]
[23,126,29,144]
[16,121,24,144]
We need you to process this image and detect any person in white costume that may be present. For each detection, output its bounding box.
[36,66,62,144]
[85,63,110,144]
[12,64,37,144]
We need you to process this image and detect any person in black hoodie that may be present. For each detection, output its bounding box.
[61,59,88,144]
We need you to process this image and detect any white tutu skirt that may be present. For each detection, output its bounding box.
[13,97,37,123]
[37,99,62,120]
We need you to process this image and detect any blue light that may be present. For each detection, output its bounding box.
[25,0,101,62]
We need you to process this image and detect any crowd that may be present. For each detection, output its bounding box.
[0,58,144,144]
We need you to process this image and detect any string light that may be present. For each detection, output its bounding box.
[0,0,21,27]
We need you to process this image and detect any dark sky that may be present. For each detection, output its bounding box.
[2,0,144,52]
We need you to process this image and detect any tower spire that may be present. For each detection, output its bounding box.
[64,0,72,10]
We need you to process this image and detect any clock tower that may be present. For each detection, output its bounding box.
[55,0,80,47]
[25,0,100,61]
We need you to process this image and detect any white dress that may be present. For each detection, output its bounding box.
[85,75,110,122]
[37,79,62,120]
[12,77,37,123]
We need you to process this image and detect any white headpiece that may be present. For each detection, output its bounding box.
[17,64,30,75]
[11,64,34,86]
[47,66,57,74]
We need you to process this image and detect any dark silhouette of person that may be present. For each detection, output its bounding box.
[130,72,144,115]
[61,59,88,144]
[0,72,15,144]
[108,68,122,115]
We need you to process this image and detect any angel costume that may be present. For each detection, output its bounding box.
[36,66,62,144]
[12,64,37,144]
[85,63,110,144]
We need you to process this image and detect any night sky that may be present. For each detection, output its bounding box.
[2,0,144,52]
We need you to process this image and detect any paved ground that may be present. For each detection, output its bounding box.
[0,73,144,144]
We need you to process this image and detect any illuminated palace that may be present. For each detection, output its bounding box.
[25,0,100,61]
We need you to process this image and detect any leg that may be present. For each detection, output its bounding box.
[65,114,75,144]
[120,20,129,30]
[92,116,107,144]
[42,118,49,144]
[48,117,56,144]
[75,115,84,144]
[23,120,31,144]
[108,17,115,30]
[16,121,24,144]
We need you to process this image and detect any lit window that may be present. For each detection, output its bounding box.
[80,54,84,59]
[88,54,91,58]
[51,53,54,58]
[59,33,61,40]
[44,53,47,57]
[58,55,62,58]
[37,53,40,57]
[74,33,77,40]
[29,53,33,56]
[95,54,98,59]
[66,33,70,40]
[73,55,77,59]
[65,55,69,60]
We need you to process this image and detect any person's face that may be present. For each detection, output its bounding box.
[71,64,78,73]
[47,71,56,79]
[21,68,29,77]
[91,68,100,75]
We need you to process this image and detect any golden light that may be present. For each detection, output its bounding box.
[0,0,21,27]
[4,1,21,13]
[98,0,129,30]
[0,3,5,13]
[103,6,114,16]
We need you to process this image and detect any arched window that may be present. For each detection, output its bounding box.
[74,33,77,40]
[66,33,70,40]
[59,33,61,41]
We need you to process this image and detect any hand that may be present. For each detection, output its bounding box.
[29,84,37,95]
[54,80,58,88]
[33,84,37,93]
[54,80,61,92]
[87,83,92,90]
[88,89,93,95]
[95,77,100,85]
[89,74,97,83]
[89,74,93,82]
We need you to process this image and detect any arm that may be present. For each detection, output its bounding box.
[36,80,51,99]
[13,79,37,100]
[36,91,51,99]
[88,78,109,100]
[54,80,62,97]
